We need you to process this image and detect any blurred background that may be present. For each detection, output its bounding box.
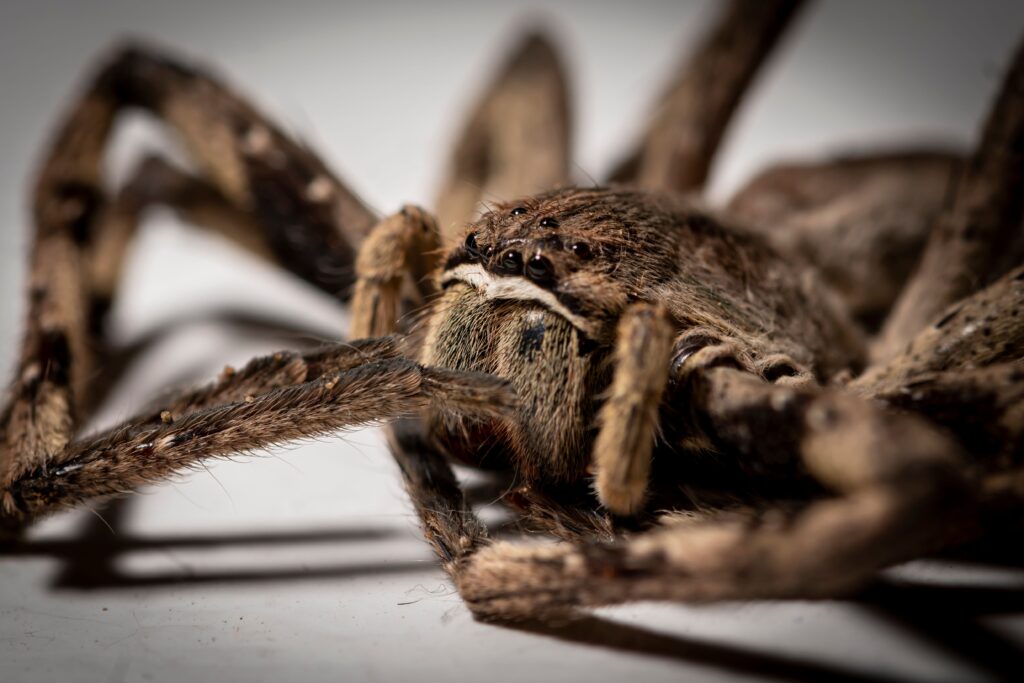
[1,1,1024,682]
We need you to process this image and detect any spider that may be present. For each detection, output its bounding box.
[1,0,1022,623]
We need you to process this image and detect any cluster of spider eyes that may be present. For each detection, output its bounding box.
[463,206,594,285]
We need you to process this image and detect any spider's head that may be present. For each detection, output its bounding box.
[439,187,681,343]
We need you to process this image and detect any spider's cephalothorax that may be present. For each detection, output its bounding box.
[3,0,1023,623]
[419,187,863,490]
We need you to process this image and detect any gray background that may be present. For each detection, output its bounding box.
[2,1,1024,682]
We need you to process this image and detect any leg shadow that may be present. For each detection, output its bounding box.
[857,578,1024,682]
[4,498,424,590]
[508,614,923,683]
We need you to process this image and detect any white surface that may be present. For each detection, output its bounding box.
[2,1,1024,681]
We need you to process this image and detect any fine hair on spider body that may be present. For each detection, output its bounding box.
[2,0,1023,625]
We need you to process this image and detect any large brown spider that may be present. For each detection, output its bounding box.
[2,0,1023,625]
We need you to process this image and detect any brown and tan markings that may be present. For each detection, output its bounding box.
[2,0,1023,624]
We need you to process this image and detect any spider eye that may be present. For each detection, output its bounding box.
[571,242,593,260]
[525,255,554,284]
[464,232,479,256]
[510,206,528,216]
[539,217,559,229]
[497,249,523,274]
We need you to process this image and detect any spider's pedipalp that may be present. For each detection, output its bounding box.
[351,206,442,338]
[592,302,675,516]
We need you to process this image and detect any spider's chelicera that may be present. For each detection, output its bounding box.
[2,0,1023,622]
